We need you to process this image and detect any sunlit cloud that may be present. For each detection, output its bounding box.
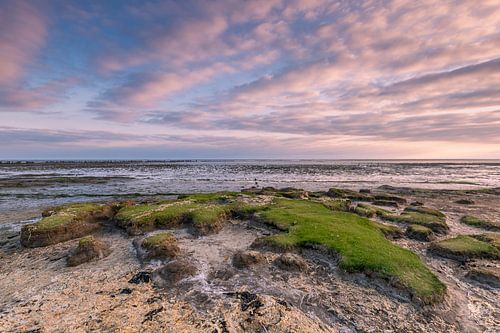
[0,0,499,158]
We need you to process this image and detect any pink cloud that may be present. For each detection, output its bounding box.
[0,1,46,85]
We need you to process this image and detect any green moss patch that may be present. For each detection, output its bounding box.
[115,195,267,235]
[460,216,500,231]
[142,232,176,247]
[326,188,371,200]
[353,203,391,218]
[21,203,113,247]
[430,235,500,261]
[472,233,500,249]
[372,193,407,204]
[257,199,446,304]
[406,225,434,242]
[142,232,180,259]
[28,203,109,232]
[320,198,351,212]
[403,206,445,218]
[116,201,226,235]
[177,192,241,202]
[79,235,95,246]
[381,210,448,234]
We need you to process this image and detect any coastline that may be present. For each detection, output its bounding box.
[0,185,498,332]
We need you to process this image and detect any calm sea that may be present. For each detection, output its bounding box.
[1,160,499,222]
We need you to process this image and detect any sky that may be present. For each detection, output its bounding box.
[0,0,500,159]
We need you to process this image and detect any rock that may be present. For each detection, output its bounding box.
[359,189,371,194]
[21,203,117,248]
[455,199,475,205]
[157,260,197,283]
[327,188,371,200]
[66,236,111,267]
[405,225,435,242]
[466,266,500,288]
[274,253,308,271]
[410,201,424,206]
[429,235,500,261]
[128,271,152,284]
[209,268,235,281]
[372,200,399,207]
[277,188,309,199]
[232,250,266,269]
[238,291,263,312]
[372,193,407,204]
[22,220,101,248]
[141,232,180,259]
[120,288,133,294]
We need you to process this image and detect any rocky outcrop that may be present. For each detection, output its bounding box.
[273,253,308,271]
[406,224,435,242]
[21,203,117,248]
[232,250,266,268]
[67,236,111,267]
[141,232,180,260]
[157,260,197,284]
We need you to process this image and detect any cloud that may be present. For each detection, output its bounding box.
[93,62,234,109]
[0,1,46,85]
[3,0,500,157]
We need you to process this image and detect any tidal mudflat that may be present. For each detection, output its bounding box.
[0,185,498,332]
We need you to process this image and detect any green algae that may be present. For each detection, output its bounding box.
[257,198,446,303]
[460,216,500,231]
[431,235,500,261]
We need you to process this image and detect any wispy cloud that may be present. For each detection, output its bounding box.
[1,0,499,158]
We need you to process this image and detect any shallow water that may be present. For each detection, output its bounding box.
[1,159,499,223]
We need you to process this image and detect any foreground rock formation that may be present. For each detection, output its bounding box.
[0,186,499,332]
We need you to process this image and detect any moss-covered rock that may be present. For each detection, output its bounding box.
[371,200,399,207]
[115,201,227,236]
[21,203,115,248]
[373,222,403,240]
[429,235,500,261]
[232,250,266,269]
[455,199,475,205]
[381,209,448,234]
[67,236,111,267]
[466,266,500,288]
[274,253,308,272]
[460,216,500,231]
[157,259,197,284]
[406,225,435,242]
[320,198,351,212]
[326,188,372,201]
[403,206,445,218]
[472,233,500,249]
[352,203,391,218]
[257,199,446,304]
[372,193,407,204]
[142,232,180,259]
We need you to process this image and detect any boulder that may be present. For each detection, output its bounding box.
[455,199,475,205]
[274,253,308,271]
[142,232,180,259]
[232,250,266,269]
[157,260,197,283]
[66,236,111,267]
[405,224,435,242]
[21,203,116,248]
